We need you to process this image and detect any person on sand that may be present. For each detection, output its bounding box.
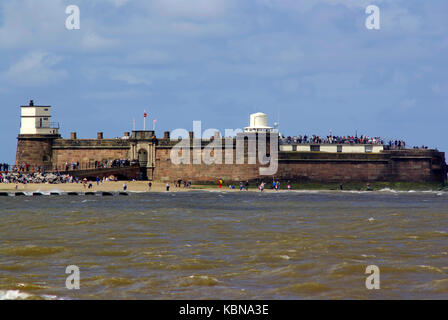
[259,182,265,192]
[287,181,291,191]
[148,181,152,191]
[166,182,170,192]
[123,183,127,191]
[218,179,223,189]
[275,180,280,191]
[245,181,249,191]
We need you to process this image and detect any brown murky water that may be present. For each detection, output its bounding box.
[1,190,447,299]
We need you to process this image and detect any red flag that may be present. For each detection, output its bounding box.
[144,112,147,118]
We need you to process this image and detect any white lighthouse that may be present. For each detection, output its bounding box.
[20,100,59,135]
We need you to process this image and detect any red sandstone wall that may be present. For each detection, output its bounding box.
[153,148,261,182]
[16,138,54,169]
[153,147,444,183]
[52,148,130,170]
[276,162,388,182]
[15,135,446,183]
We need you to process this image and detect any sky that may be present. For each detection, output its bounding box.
[0,0,447,164]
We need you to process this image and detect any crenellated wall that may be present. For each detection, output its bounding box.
[51,139,131,170]
[16,134,447,184]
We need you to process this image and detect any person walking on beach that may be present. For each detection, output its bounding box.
[123,183,127,191]
[218,179,223,189]
[148,181,152,191]
[259,182,265,192]
[245,181,249,191]
[166,182,170,192]
[275,180,280,191]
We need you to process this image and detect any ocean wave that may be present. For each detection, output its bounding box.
[0,245,65,257]
[0,290,32,300]
[178,275,220,287]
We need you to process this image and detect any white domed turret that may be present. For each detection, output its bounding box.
[245,112,274,133]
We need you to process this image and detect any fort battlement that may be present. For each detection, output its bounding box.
[15,102,447,184]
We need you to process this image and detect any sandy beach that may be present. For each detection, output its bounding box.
[0,181,186,193]
[0,181,262,193]
[0,180,445,193]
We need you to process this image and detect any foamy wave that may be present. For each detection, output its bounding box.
[378,188,398,193]
[342,191,370,194]
[378,188,440,194]
[0,290,32,300]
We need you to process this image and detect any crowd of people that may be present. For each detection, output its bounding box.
[224,179,293,192]
[0,171,74,184]
[60,159,137,172]
[281,134,384,145]
[1,163,47,174]
[279,134,422,150]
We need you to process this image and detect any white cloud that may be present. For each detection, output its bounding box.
[82,89,150,100]
[2,51,67,87]
[106,0,131,7]
[150,0,231,19]
[81,32,119,51]
[111,72,152,86]
[256,0,384,13]
[0,0,67,49]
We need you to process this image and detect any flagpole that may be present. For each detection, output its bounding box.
[144,110,146,131]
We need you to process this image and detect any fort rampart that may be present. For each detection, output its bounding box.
[15,133,447,184]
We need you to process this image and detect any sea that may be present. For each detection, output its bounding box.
[0,190,447,300]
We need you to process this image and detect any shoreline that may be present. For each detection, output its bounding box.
[0,181,446,193]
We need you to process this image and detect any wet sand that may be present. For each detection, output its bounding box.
[1,181,444,193]
[0,181,186,193]
[0,181,261,193]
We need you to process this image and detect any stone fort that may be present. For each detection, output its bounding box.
[15,101,447,184]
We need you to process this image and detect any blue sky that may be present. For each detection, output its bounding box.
[0,0,447,164]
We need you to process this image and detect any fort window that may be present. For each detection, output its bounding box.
[311,145,320,152]
[365,145,373,153]
[292,145,297,151]
[337,145,343,152]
